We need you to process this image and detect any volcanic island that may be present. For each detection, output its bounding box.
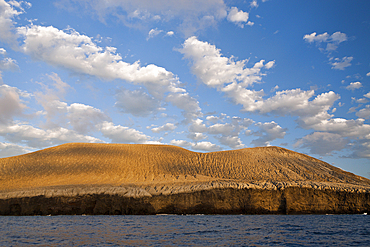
[0,143,369,215]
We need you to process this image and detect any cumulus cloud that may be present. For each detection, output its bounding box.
[206,115,220,124]
[250,0,258,8]
[346,81,362,91]
[179,37,338,124]
[227,7,253,27]
[0,0,25,45]
[170,139,192,147]
[0,84,27,125]
[330,56,353,70]
[166,92,201,121]
[356,106,370,119]
[151,123,176,133]
[251,121,287,146]
[180,36,343,148]
[166,31,174,36]
[0,48,19,71]
[215,135,244,149]
[303,31,348,51]
[187,115,253,149]
[179,36,273,88]
[99,121,150,143]
[170,139,220,151]
[187,132,207,141]
[17,24,200,122]
[35,73,109,133]
[192,141,220,151]
[67,103,109,134]
[304,32,330,43]
[18,25,183,98]
[294,132,349,156]
[0,141,33,158]
[189,119,208,133]
[306,118,370,139]
[115,88,160,117]
[348,139,370,159]
[0,123,102,149]
[364,92,370,99]
[208,123,235,135]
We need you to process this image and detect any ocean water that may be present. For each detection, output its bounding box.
[0,215,369,246]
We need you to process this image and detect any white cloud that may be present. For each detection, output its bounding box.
[353,97,368,104]
[18,24,201,123]
[0,141,33,158]
[265,60,275,69]
[303,32,329,43]
[192,141,220,151]
[179,36,272,88]
[306,118,370,138]
[294,132,349,156]
[180,37,340,133]
[166,92,201,118]
[151,123,177,133]
[67,103,109,134]
[227,7,253,27]
[364,92,370,99]
[0,123,102,148]
[170,139,192,147]
[349,140,370,159]
[331,56,353,70]
[187,114,252,149]
[35,73,109,134]
[366,72,370,77]
[250,0,258,8]
[206,115,220,124]
[18,25,183,99]
[251,121,286,146]
[0,52,19,71]
[187,132,207,141]
[215,135,244,149]
[356,106,370,119]
[346,81,362,91]
[0,84,27,125]
[99,121,150,143]
[208,123,234,135]
[170,139,221,151]
[166,31,174,36]
[147,28,163,40]
[0,0,23,45]
[115,88,160,117]
[189,119,208,133]
[303,31,348,51]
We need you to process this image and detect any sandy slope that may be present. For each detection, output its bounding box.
[1,143,369,195]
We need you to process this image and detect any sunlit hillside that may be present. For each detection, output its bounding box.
[1,143,369,191]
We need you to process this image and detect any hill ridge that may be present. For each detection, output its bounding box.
[1,143,369,192]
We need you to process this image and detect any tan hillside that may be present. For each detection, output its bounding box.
[1,143,369,192]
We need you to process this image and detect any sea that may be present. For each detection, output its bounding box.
[0,215,369,246]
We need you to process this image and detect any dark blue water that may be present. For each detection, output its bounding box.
[0,215,369,246]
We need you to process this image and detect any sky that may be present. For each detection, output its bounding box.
[0,0,370,179]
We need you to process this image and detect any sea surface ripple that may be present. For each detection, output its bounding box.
[0,215,369,246]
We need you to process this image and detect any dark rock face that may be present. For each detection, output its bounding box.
[1,188,369,215]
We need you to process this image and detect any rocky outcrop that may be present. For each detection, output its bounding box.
[1,143,370,215]
[1,186,369,215]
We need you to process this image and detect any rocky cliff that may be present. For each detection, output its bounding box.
[1,143,369,215]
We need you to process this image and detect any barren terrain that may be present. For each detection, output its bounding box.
[1,143,369,215]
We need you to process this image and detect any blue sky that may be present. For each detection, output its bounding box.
[1,0,370,178]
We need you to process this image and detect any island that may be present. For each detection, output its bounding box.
[1,143,369,215]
